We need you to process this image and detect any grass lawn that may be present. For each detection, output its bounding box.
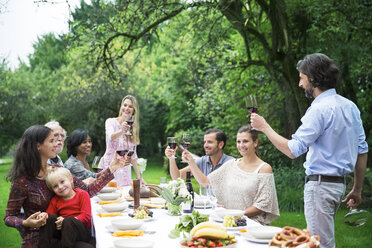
[1,157,371,247]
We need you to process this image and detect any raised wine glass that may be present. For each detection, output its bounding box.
[180,134,191,163]
[244,95,258,129]
[125,115,134,136]
[91,156,102,173]
[127,143,136,157]
[344,208,369,226]
[167,137,177,159]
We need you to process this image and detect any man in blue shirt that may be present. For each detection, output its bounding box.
[165,128,234,180]
[251,53,368,248]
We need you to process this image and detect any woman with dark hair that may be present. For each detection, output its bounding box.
[64,129,96,180]
[182,125,279,225]
[4,125,126,248]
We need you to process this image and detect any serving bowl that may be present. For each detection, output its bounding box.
[97,192,120,201]
[111,218,144,230]
[114,239,153,248]
[245,226,282,239]
[101,203,128,212]
[214,209,244,219]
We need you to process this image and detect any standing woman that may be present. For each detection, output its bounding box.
[183,125,279,225]
[64,129,97,180]
[98,95,142,186]
[4,125,126,247]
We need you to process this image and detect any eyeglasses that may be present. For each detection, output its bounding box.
[54,133,66,139]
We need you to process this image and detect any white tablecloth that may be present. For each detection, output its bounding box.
[92,187,269,248]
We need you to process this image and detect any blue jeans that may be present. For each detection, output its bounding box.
[304,180,345,248]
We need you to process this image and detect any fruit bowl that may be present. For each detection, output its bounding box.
[180,240,236,248]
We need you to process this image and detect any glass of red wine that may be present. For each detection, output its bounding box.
[167,137,177,159]
[180,134,191,163]
[116,149,128,157]
[127,144,136,157]
[91,156,102,173]
[244,95,258,129]
[125,115,134,136]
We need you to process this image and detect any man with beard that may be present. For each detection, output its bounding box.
[166,128,234,180]
[250,53,368,248]
[45,120,66,167]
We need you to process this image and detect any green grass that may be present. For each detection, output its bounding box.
[1,157,371,247]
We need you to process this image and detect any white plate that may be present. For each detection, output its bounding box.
[129,215,154,222]
[100,187,118,193]
[210,213,223,222]
[245,226,282,239]
[225,225,247,231]
[106,224,145,233]
[240,232,271,244]
[97,192,121,201]
[113,239,154,248]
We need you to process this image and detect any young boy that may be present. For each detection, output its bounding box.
[38,167,92,248]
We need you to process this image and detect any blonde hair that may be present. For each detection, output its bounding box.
[45,167,74,190]
[118,95,140,145]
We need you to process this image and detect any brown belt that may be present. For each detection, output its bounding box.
[305,175,345,184]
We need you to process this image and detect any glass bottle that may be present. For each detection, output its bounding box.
[183,171,194,213]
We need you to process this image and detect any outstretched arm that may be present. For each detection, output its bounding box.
[251,113,295,159]
[182,150,210,186]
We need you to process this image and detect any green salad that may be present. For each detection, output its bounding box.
[169,210,209,238]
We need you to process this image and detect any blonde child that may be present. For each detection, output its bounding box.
[38,167,92,248]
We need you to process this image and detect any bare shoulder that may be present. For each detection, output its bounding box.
[259,163,273,174]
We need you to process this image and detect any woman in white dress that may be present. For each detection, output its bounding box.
[182,125,279,225]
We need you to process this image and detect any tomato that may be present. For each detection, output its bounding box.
[187,241,194,247]
[207,241,216,247]
[216,240,223,247]
[181,242,187,246]
[197,238,207,245]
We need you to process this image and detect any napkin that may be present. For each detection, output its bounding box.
[143,203,164,209]
[98,200,121,205]
[112,230,144,237]
[97,212,123,217]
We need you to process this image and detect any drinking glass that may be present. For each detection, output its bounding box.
[180,134,191,163]
[91,156,102,173]
[199,185,210,209]
[244,95,258,115]
[344,208,369,226]
[127,143,136,157]
[207,185,217,209]
[125,115,134,136]
[160,177,168,187]
[167,137,177,159]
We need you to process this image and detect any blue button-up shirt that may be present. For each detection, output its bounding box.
[196,153,234,176]
[288,89,368,176]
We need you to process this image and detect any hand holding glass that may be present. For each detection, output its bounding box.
[167,137,177,159]
[125,115,134,136]
[180,134,191,163]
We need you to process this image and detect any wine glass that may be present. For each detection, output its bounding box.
[91,156,102,173]
[125,115,134,136]
[244,95,258,128]
[180,134,191,163]
[167,137,177,159]
[207,185,217,209]
[244,95,258,115]
[344,208,369,226]
[127,143,136,157]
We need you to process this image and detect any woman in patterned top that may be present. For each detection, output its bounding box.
[64,129,96,180]
[98,95,143,186]
[4,125,127,248]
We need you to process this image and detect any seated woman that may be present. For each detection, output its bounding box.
[182,125,279,225]
[4,125,127,247]
[65,129,97,180]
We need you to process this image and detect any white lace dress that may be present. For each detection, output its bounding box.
[208,159,280,225]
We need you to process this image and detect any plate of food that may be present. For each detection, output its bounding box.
[128,206,154,221]
[222,215,248,231]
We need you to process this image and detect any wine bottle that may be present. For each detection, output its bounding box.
[183,171,194,213]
